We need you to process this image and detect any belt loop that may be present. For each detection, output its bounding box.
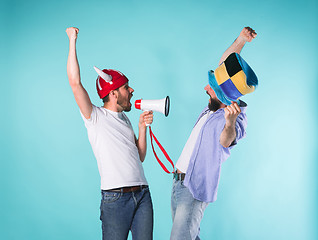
[173,172,185,181]
[173,172,177,180]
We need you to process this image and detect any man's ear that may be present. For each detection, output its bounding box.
[110,90,118,99]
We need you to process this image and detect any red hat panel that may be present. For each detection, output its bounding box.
[96,69,129,99]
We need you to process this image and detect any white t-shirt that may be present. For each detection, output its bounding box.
[176,111,212,173]
[81,105,148,190]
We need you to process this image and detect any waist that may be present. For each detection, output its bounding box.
[103,185,148,193]
[173,171,186,181]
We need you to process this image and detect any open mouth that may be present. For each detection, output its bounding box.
[128,94,133,105]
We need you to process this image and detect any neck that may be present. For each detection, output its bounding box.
[103,102,122,112]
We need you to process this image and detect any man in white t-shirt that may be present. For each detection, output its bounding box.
[66,27,154,240]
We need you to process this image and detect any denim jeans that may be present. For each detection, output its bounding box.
[170,179,209,240]
[100,186,153,240]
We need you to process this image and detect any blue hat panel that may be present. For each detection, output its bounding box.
[208,71,232,105]
[235,53,258,87]
[219,79,243,101]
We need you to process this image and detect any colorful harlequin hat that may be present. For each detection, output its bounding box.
[208,53,258,105]
[94,66,129,99]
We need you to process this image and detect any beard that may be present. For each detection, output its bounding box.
[208,97,222,111]
[117,91,132,112]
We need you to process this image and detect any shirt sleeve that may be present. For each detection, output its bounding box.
[230,112,248,147]
[80,104,99,127]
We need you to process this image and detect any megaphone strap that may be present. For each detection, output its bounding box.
[149,126,175,174]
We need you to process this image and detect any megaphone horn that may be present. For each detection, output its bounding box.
[135,96,170,117]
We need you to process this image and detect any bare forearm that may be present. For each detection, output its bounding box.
[136,111,153,162]
[65,27,92,119]
[220,123,236,148]
[218,37,246,65]
[218,27,257,65]
[220,102,241,148]
[136,126,147,162]
[67,39,81,87]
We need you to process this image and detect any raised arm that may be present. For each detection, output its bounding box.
[219,27,257,147]
[218,27,257,65]
[220,102,241,148]
[66,27,92,119]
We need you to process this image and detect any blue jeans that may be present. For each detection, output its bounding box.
[170,179,209,240]
[100,186,153,240]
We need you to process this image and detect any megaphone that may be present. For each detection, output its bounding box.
[135,96,170,117]
[135,96,174,174]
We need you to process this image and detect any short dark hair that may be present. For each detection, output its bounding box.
[102,87,121,103]
[102,94,110,103]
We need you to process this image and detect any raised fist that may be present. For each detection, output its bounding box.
[139,111,154,128]
[66,27,79,40]
[224,101,241,126]
[239,27,257,42]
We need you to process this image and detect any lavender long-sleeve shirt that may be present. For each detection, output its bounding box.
[184,103,247,203]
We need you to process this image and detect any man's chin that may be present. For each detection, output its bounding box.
[124,107,131,112]
[208,98,221,111]
[123,103,132,112]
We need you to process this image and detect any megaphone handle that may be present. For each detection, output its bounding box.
[143,110,151,127]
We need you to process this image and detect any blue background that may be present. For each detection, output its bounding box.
[1,0,317,239]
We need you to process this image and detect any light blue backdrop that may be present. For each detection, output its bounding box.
[1,0,317,239]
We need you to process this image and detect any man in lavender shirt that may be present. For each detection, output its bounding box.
[170,27,257,240]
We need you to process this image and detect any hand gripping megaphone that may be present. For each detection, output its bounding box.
[134,96,174,174]
[134,96,170,117]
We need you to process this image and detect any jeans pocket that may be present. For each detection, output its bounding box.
[101,191,122,203]
[180,180,185,187]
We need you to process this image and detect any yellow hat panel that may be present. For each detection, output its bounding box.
[230,71,255,95]
[214,63,230,85]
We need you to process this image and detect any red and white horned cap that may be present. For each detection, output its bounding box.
[94,66,129,99]
[94,66,113,86]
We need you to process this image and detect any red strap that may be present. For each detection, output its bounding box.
[149,126,175,174]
